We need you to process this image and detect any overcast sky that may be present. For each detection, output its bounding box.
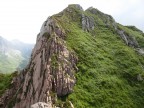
[0,0,143,43]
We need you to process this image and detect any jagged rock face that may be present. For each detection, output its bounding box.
[1,4,144,108]
[86,7,117,29]
[0,17,78,108]
[73,4,83,11]
[82,14,95,31]
[117,29,139,48]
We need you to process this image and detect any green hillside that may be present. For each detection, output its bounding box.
[0,50,24,73]
[0,37,33,73]
[53,5,144,108]
[0,72,17,97]
[1,4,144,108]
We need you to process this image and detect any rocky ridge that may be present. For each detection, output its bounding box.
[0,4,144,108]
[0,16,78,108]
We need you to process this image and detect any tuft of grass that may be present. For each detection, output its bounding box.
[0,72,18,96]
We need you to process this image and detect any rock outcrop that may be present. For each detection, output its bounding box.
[0,4,144,108]
[0,17,78,108]
[31,102,50,108]
[86,7,117,29]
[137,48,144,55]
[82,14,95,31]
[117,29,139,48]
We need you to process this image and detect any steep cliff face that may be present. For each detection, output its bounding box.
[0,16,77,108]
[1,4,144,108]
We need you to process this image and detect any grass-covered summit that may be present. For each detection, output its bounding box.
[1,4,144,108]
[52,4,144,108]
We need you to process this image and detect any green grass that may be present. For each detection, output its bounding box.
[118,24,144,47]
[0,72,18,96]
[1,5,143,108]
[53,6,144,108]
[66,23,144,108]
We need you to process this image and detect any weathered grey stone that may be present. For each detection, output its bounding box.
[75,4,83,11]
[31,102,51,108]
[137,74,143,81]
[40,17,54,37]
[86,7,117,30]
[82,14,95,31]
[86,7,101,15]
[87,7,97,14]
[117,30,139,48]
[137,48,144,55]
[117,30,129,45]
[105,15,117,29]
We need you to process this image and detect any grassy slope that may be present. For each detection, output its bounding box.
[118,24,144,48]
[0,72,18,96]
[1,5,143,108]
[54,5,144,108]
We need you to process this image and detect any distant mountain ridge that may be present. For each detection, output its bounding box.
[0,36,34,73]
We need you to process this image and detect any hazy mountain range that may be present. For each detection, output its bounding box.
[0,36,34,73]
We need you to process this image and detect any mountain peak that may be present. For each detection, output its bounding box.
[86,6,98,12]
[1,4,144,108]
[67,4,83,11]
